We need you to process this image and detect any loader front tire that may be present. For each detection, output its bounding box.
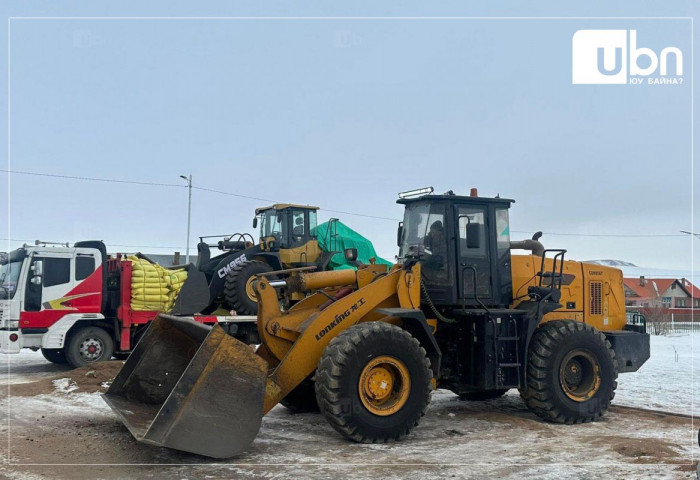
[520,320,617,424]
[315,322,432,443]
[224,260,273,315]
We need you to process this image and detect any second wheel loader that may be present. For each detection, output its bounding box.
[173,203,338,316]
[103,188,649,458]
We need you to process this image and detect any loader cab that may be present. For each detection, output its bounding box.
[255,204,321,265]
[397,192,514,308]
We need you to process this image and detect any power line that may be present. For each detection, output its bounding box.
[512,231,687,238]
[0,238,185,250]
[1,169,692,235]
[3,168,399,221]
[192,186,399,221]
[191,185,276,203]
[0,169,185,188]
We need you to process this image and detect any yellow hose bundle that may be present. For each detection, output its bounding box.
[128,256,189,312]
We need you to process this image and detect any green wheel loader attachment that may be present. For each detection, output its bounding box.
[103,315,268,458]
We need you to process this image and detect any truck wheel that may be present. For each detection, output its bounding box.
[65,327,115,368]
[459,389,508,401]
[224,260,274,315]
[281,380,319,413]
[41,348,67,364]
[520,320,617,424]
[315,322,432,443]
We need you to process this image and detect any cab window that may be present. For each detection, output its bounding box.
[309,210,318,234]
[292,210,306,236]
[76,256,96,281]
[43,257,70,287]
[458,208,486,258]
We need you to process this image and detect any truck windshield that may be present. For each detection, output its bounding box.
[259,209,285,239]
[0,250,26,299]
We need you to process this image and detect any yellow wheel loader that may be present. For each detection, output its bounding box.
[103,189,649,458]
[176,203,338,316]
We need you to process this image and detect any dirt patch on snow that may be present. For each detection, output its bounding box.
[610,405,691,426]
[606,436,678,460]
[5,361,124,397]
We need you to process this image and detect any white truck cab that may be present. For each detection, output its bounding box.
[0,241,105,363]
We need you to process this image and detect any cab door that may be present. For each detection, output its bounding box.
[284,209,321,266]
[455,205,493,305]
[23,253,73,313]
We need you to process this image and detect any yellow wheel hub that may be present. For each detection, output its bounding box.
[245,276,258,302]
[559,349,601,402]
[358,356,410,416]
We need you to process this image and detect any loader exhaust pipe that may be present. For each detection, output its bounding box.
[510,231,545,257]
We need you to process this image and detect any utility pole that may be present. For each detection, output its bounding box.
[180,174,193,264]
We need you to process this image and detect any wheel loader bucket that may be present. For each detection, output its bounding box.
[169,267,211,315]
[102,314,268,458]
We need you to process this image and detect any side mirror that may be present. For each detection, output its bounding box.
[396,222,404,247]
[252,217,258,229]
[31,276,42,285]
[466,223,482,249]
[32,260,44,277]
[344,248,358,262]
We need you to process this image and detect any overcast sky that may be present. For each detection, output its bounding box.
[1,1,698,274]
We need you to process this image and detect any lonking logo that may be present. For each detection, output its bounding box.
[315,297,367,341]
[572,30,683,85]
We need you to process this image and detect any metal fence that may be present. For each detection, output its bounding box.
[626,309,700,335]
[656,321,700,334]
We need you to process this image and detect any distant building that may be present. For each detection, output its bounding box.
[623,276,700,311]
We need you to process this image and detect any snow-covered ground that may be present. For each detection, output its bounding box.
[1,350,71,386]
[616,333,699,415]
[4,332,696,413]
[0,334,698,479]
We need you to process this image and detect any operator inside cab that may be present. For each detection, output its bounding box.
[293,216,304,236]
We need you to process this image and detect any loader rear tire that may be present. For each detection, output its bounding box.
[315,322,432,443]
[520,320,617,424]
[459,389,508,401]
[223,260,274,315]
[281,380,319,413]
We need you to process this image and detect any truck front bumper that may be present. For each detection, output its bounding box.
[603,329,650,373]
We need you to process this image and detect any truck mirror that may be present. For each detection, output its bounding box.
[466,223,481,249]
[32,260,44,277]
[253,217,258,229]
[396,223,403,247]
[30,276,42,285]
